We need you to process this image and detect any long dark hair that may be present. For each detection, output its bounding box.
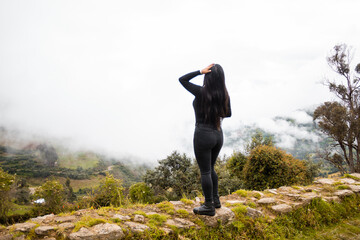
[201,64,230,130]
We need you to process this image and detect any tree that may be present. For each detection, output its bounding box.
[34,179,65,214]
[314,44,360,173]
[64,178,76,202]
[143,151,200,200]
[245,130,274,153]
[93,173,124,207]
[14,178,31,205]
[129,182,154,204]
[227,151,247,179]
[0,168,15,219]
[215,156,243,196]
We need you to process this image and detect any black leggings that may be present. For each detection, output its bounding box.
[193,124,223,204]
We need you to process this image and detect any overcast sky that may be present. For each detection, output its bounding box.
[1,0,360,162]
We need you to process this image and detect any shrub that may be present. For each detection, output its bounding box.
[34,179,65,214]
[93,173,124,207]
[242,145,310,190]
[129,182,154,204]
[0,168,15,219]
[143,151,200,200]
[227,152,247,179]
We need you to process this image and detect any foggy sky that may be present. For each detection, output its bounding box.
[1,0,360,162]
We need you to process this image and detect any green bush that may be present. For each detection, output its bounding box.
[93,173,124,207]
[227,152,247,179]
[242,145,310,190]
[34,179,65,214]
[0,168,15,219]
[129,182,154,204]
[144,151,201,200]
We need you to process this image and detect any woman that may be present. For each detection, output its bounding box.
[179,64,231,216]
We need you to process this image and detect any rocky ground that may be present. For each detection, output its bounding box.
[1,173,360,240]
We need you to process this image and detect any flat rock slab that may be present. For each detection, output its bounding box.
[246,207,263,218]
[277,186,299,193]
[226,200,246,205]
[302,192,319,198]
[350,173,360,179]
[12,222,37,233]
[334,189,354,197]
[349,185,360,192]
[170,201,185,206]
[340,178,356,184]
[124,222,150,233]
[55,216,76,223]
[323,196,341,203]
[285,193,301,201]
[69,223,124,240]
[258,198,276,204]
[197,207,235,227]
[166,217,196,229]
[271,204,292,214]
[58,222,75,230]
[31,214,55,224]
[267,189,278,195]
[35,225,56,236]
[112,214,131,221]
[134,214,145,223]
[314,178,335,185]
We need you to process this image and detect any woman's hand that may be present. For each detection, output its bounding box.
[201,64,214,74]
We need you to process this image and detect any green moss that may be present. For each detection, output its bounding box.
[148,214,168,227]
[233,189,248,197]
[336,185,351,190]
[344,173,360,181]
[247,201,256,208]
[176,209,189,218]
[180,198,193,205]
[157,201,175,215]
[332,181,342,186]
[133,210,148,217]
[73,216,107,232]
[251,192,262,199]
[232,204,247,218]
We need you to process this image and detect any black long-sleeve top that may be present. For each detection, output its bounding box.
[179,70,231,126]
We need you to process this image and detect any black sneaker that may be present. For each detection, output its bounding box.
[213,196,221,209]
[193,203,215,216]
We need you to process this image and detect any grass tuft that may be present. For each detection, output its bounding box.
[148,214,168,227]
[73,216,107,232]
[180,198,193,205]
[176,209,189,218]
[233,189,249,197]
[232,204,248,218]
[157,201,175,215]
[336,185,351,190]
